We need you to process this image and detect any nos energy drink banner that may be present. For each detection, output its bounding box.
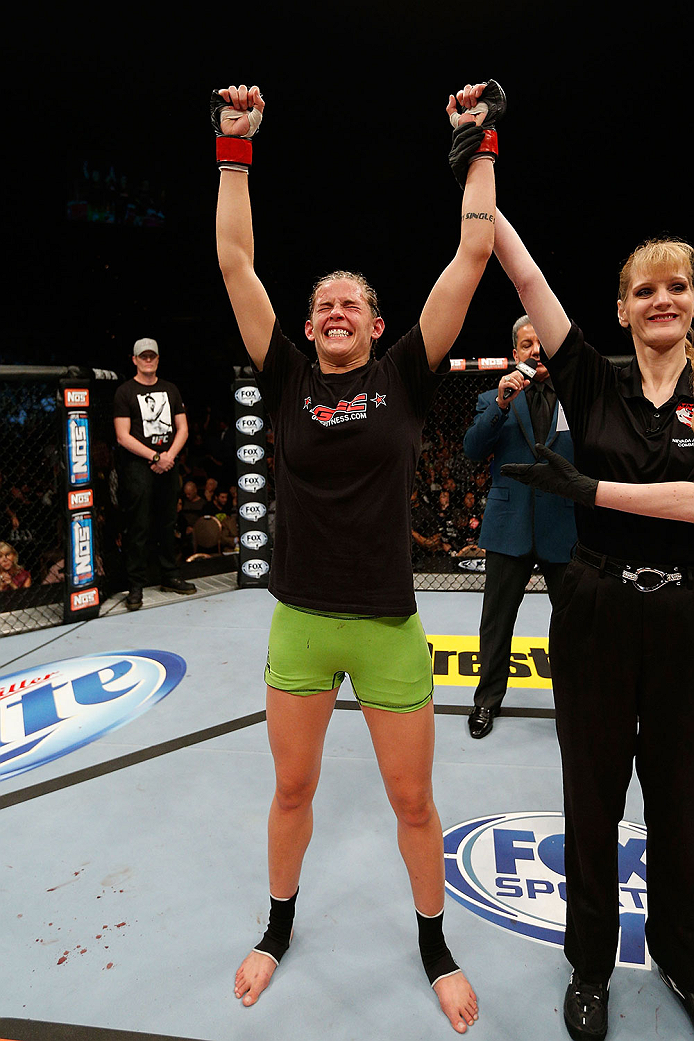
[60,380,100,622]
[233,378,270,588]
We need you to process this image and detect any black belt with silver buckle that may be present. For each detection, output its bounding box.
[574,544,685,592]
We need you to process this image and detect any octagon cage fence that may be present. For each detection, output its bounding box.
[0,356,630,637]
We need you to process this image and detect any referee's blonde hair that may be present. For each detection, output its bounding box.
[618,237,694,383]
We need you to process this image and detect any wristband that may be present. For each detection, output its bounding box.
[216,136,253,168]
[470,129,498,161]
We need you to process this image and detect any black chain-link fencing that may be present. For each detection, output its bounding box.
[0,374,65,632]
[413,361,517,592]
[0,368,122,637]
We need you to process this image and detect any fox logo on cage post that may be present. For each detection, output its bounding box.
[233,376,271,587]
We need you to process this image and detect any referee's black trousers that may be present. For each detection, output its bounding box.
[550,555,694,987]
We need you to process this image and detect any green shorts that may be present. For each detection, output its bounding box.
[264,602,434,713]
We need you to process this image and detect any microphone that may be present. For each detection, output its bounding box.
[503,357,538,399]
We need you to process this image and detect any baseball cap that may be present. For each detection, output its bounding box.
[133,337,159,357]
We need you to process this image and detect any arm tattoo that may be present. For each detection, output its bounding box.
[462,211,495,223]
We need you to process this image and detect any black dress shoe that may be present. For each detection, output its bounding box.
[658,965,694,1028]
[468,705,499,739]
[161,577,197,595]
[563,971,609,1040]
[125,587,143,611]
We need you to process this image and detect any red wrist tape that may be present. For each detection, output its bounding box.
[475,129,498,157]
[216,137,253,167]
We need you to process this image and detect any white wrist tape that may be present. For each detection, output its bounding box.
[219,103,263,138]
[449,101,488,130]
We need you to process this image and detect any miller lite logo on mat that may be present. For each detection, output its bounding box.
[444,812,650,969]
[0,651,186,780]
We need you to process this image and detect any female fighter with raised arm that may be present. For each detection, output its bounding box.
[213,78,505,1032]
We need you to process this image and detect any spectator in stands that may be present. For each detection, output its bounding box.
[203,477,219,508]
[41,551,65,584]
[0,541,31,591]
[178,479,207,552]
[462,315,576,739]
[211,488,239,550]
[411,484,443,561]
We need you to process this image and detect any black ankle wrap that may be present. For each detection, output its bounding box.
[254,888,298,966]
[416,908,460,987]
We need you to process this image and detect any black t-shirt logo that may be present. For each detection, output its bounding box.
[309,393,368,425]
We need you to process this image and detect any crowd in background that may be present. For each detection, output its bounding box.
[412,392,491,568]
[0,377,491,604]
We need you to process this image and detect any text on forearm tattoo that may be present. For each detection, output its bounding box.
[462,211,495,223]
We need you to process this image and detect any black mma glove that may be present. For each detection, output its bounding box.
[449,79,506,189]
[449,122,485,189]
[475,79,507,130]
[500,443,598,508]
[210,88,263,171]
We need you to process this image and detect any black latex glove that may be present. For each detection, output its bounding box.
[448,121,485,189]
[500,443,598,507]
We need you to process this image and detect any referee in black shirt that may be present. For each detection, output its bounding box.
[493,215,694,1040]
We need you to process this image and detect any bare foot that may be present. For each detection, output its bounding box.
[433,970,478,1033]
[234,950,279,1006]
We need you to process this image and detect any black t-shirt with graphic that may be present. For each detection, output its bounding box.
[113,378,185,453]
[254,321,449,615]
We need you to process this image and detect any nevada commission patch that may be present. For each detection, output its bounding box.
[444,811,649,969]
[0,650,186,781]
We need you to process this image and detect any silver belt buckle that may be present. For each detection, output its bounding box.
[621,566,682,592]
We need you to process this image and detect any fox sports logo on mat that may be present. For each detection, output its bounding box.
[444,811,650,970]
[0,650,186,781]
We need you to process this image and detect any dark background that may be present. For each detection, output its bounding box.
[4,4,693,413]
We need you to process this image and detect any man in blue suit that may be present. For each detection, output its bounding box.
[462,317,576,738]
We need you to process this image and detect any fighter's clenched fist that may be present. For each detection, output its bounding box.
[210,84,264,139]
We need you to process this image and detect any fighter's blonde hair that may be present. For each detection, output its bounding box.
[307,270,381,320]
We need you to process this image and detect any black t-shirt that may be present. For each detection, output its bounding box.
[253,321,449,615]
[113,378,185,453]
[546,323,694,564]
